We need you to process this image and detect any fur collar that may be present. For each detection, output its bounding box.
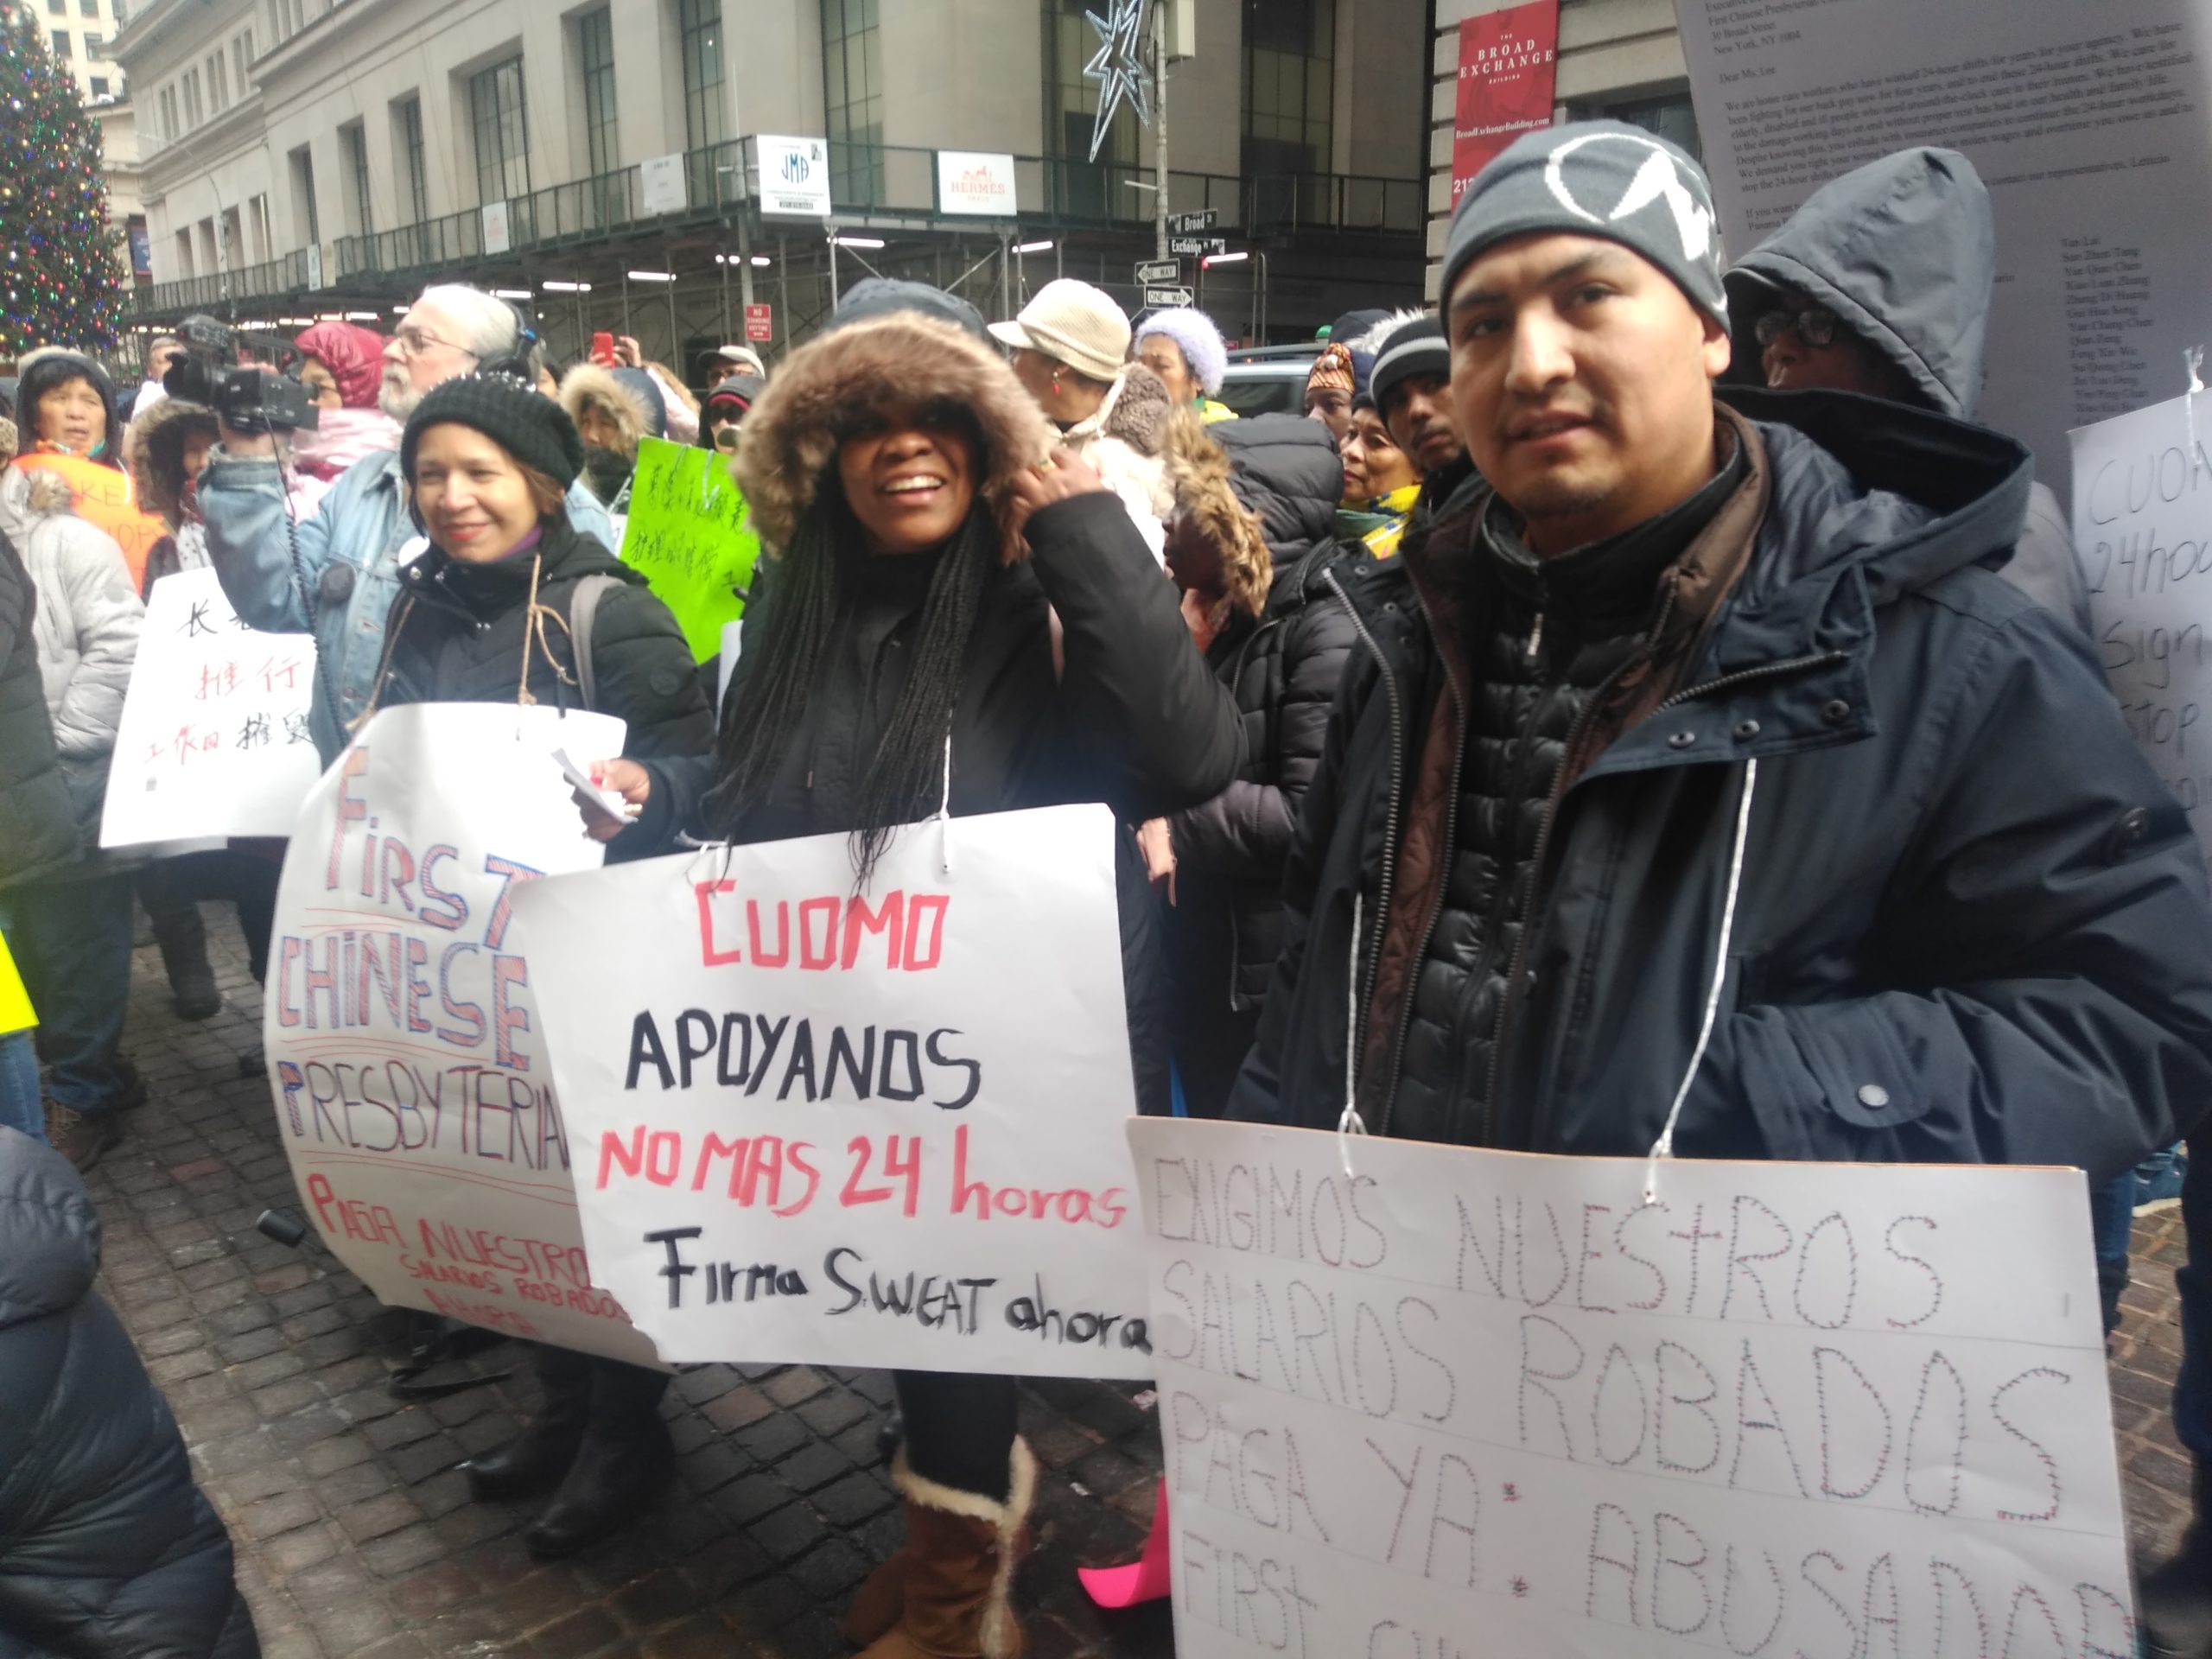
[735,313,1055,558]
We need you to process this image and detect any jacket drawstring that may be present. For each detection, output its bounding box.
[351,550,576,736]
[1338,893,1367,1178]
[1643,757,1759,1205]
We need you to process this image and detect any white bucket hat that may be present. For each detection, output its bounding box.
[988,279,1131,383]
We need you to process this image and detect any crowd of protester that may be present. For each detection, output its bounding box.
[4,125,2212,1657]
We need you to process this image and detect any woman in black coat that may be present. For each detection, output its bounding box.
[0,1126,260,1656]
[360,374,715,1563]
[588,296,1241,1656]
[1156,414,1362,1117]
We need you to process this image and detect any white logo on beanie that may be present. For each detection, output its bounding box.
[1542,131,1715,262]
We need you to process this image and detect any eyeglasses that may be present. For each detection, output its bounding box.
[391,326,479,360]
[1753,305,1842,350]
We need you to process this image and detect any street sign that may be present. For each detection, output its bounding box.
[1143,285,1196,308]
[1168,209,1217,235]
[744,303,772,343]
[1168,236,1228,257]
[1135,258,1182,283]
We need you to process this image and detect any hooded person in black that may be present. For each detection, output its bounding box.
[1722,146,2092,634]
[584,283,1241,1656]
[1230,122,2212,1194]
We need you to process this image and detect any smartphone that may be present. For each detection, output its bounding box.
[590,331,616,367]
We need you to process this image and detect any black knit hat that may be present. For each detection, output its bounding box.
[1369,315,1449,419]
[400,372,585,489]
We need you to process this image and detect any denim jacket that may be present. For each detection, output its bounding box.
[198,446,614,760]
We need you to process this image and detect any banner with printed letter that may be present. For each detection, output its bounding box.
[2070,394,2212,862]
[618,435,760,664]
[506,803,1154,1378]
[1129,1116,2133,1656]
[101,567,321,847]
[264,702,660,1368]
[1451,1,1560,206]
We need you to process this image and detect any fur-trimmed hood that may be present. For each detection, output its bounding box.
[13,463,81,519]
[1162,408,1270,618]
[559,363,664,457]
[129,396,219,529]
[1065,361,1175,456]
[735,312,1054,556]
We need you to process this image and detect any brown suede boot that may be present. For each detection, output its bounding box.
[854,1439,1036,1659]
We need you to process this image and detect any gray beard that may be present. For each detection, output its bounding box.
[378,372,423,423]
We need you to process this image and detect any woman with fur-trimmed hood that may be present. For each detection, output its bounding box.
[584,284,1241,1658]
[557,362,666,522]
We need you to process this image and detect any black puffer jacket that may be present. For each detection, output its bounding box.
[376,514,714,771]
[1167,415,1359,1012]
[1230,389,2212,1181]
[0,530,76,891]
[0,1128,260,1657]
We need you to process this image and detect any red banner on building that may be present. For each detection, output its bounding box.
[1451,1,1560,206]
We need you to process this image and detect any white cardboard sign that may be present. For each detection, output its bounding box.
[480,200,512,257]
[2069,393,2212,862]
[758,135,832,218]
[639,151,688,216]
[265,702,660,1368]
[101,567,321,847]
[1674,0,2212,493]
[1130,1117,2133,1657]
[507,804,1154,1378]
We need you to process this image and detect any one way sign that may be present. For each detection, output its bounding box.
[1143,284,1195,308]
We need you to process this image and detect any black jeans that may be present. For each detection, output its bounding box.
[893,1370,1017,1502]
[137,850,281,984]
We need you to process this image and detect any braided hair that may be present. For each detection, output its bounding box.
[703,469,997,887]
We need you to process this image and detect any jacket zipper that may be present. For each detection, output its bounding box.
[1222,616,1282,1011]
[1480,578,1680,1145]
[1320,569,1406,1097]
[1482,635,1848,1143]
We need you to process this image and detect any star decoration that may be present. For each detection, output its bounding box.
[1082,0,1151,164]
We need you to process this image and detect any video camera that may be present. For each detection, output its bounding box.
[162,314,320,434]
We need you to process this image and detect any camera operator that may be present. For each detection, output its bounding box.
[198,283,614,760]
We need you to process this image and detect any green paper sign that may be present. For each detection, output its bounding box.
[618,435,760,664]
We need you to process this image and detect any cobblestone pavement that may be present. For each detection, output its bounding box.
[73,913,2200,1655]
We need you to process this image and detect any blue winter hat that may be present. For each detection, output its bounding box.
[1135,307,1228,396]
[1442,120,1728,327]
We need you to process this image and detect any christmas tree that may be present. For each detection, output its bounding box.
[0,6,123,357]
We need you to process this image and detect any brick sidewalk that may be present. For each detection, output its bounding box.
[73,913,2201,1655]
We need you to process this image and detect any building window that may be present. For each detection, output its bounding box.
[89,74,107,96]
[291,144,319,246]
[1242,0,1332,176]
[50,29,70,58]
[158,85,176,138]
[208,49,227,110]
[344,122,372,235]
[397,96,429,224]
[1042,0,1134,219]
[578,7,617,177]
[233,30,252,96]
[821,0,880,203]
[174,229,194,277]
[83,32,101,58]
[469,54,531,225]
[78,0,95,16]
[677,0,724,150]
[1571,89,1703,161]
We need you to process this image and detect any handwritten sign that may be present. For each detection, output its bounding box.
[1130,1117,2133,1657]
[507,804,1152,1378]
[264,702,660,1368]
[617,435,760,664]
[2069,394,2212,861]
[100,568,321,848]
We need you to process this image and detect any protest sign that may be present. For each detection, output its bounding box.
[2069,393,2212,860]
[1450,1,1560,207]
[1130,1116,2133,1657]
[506,803,1152,1378]
[100,567,321,848]
[1674,0,2212,492]
[265,702,660,1369]
[617,434,760,664]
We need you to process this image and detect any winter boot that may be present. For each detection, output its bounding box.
[2145,1464,2212,1658]
[463,1345,594,1502]
[42,1099,123,1173]
[855,1439,1036,1659]
[522,1362,674,1560]
[149,889,220,1020]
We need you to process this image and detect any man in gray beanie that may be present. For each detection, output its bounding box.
[1229,120,2212,1275]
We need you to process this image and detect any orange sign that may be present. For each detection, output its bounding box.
[12,451,168,593]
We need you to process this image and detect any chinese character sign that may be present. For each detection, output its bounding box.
[100,568,322,848]
[1451,2,1560,206]
[264,702,660,1368]
[508,804,1153,1378]
[1130,1118,2133,1657]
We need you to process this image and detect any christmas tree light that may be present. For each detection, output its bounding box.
[0,8,124,356]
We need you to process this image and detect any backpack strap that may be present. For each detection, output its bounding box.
[565,573,624,712]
